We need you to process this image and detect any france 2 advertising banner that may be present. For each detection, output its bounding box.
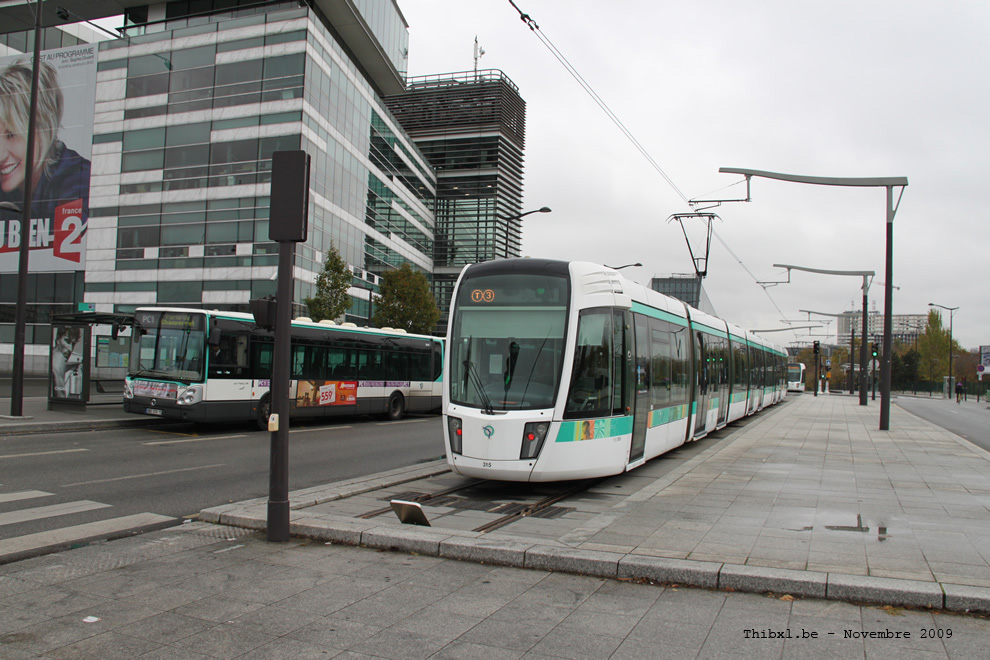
[0,44,96,272]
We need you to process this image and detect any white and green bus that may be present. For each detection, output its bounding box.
[123,307,442,428]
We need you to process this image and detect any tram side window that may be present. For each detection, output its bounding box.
[715,338,729,388]
[650,327,672,406]
[734,342,748,390]
[612,310,632,416]
[210,332,250,378]
[754,350,766,389]
[634,315,650,397]
[666,324,691,405]
[565,309,615,418]
[649,319,689,407]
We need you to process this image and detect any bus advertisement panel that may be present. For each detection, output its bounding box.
[295,380,358,407]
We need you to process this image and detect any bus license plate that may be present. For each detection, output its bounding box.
[145,408,163,416]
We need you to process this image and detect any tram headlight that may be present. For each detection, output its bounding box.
[177,385,203,406]
[123,380,133,399]
[520,421,550,460]
[447,416,462,454]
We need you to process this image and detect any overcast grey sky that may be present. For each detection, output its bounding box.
[400,0,989,350]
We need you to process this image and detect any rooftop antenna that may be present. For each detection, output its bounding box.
[473,35,486,78]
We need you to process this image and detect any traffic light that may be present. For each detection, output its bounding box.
[871,342,878,358]
[250,295,277,331]
[813,340,820,355]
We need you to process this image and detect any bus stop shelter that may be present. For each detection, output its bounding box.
[49,312,137,409]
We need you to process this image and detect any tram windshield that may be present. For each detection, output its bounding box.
[448,273,569,411]
[128,310,208,383]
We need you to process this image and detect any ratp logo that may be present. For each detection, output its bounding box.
[482,425,495,439]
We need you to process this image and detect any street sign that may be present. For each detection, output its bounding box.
[826,359,831,368]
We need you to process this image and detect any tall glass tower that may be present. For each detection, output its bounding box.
[384,70,526,329]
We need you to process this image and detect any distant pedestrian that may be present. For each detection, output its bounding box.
[955,380,964,404]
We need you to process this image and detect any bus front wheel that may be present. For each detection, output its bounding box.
[387,393,405,421]
[257,394,272,431]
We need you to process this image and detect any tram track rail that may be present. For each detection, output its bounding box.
[357,479,488,519]
[471,478,602,533]
[355,476,602,534]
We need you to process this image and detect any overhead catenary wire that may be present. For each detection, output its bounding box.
[507,0,690,206]
[506,1,793,337]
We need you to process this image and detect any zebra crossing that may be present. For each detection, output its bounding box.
[0,489,175,563]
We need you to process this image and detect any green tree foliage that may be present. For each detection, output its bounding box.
[304,244,351,322]
[893,347,920,387]
[917,310,964,383]
[371,263,441,335]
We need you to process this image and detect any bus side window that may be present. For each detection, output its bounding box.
[410,351,430,382]
[211,333,249,378]
[251,339,273,380]
[433,344,443,381]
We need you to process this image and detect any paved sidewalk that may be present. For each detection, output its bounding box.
[3,393,990,658]
[2,522,986,658]
[0,396,167,435]
[201,395,990,615]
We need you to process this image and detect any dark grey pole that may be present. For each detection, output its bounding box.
[860,284,869,406]
[849,326,855,394]
[267,240,293,542]
[10,0,43,417]
[948,312,953,386]
[266,150,310,542]
[879,186,894,430]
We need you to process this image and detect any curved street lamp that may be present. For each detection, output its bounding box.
[605,262,642,270]
[721,167,907,430]
[774,263,874,407]
[499,206,551,221]
[928,302,958,393]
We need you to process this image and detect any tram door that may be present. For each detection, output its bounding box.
[629,315,649,465]
[716,338,730,426]
[693,331,709,436]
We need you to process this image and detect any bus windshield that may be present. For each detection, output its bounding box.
[129,310,208,383]
[448,272,569,411]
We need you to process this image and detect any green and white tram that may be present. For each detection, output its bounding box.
[787,362,807,392]
[443,259,786,482]
[123,307,443,428]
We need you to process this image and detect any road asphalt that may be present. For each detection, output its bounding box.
[2,393,989,658]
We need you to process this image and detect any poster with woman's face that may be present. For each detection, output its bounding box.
[50,324,85,400]
[0,43,96,273]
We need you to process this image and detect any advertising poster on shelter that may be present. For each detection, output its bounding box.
[0,44,96,272]
[50,324,85,401]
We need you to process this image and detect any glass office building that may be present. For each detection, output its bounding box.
[384,70,526,330]
[94,0,434,316]
[650,274,716,316]
[0,0,438,373]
